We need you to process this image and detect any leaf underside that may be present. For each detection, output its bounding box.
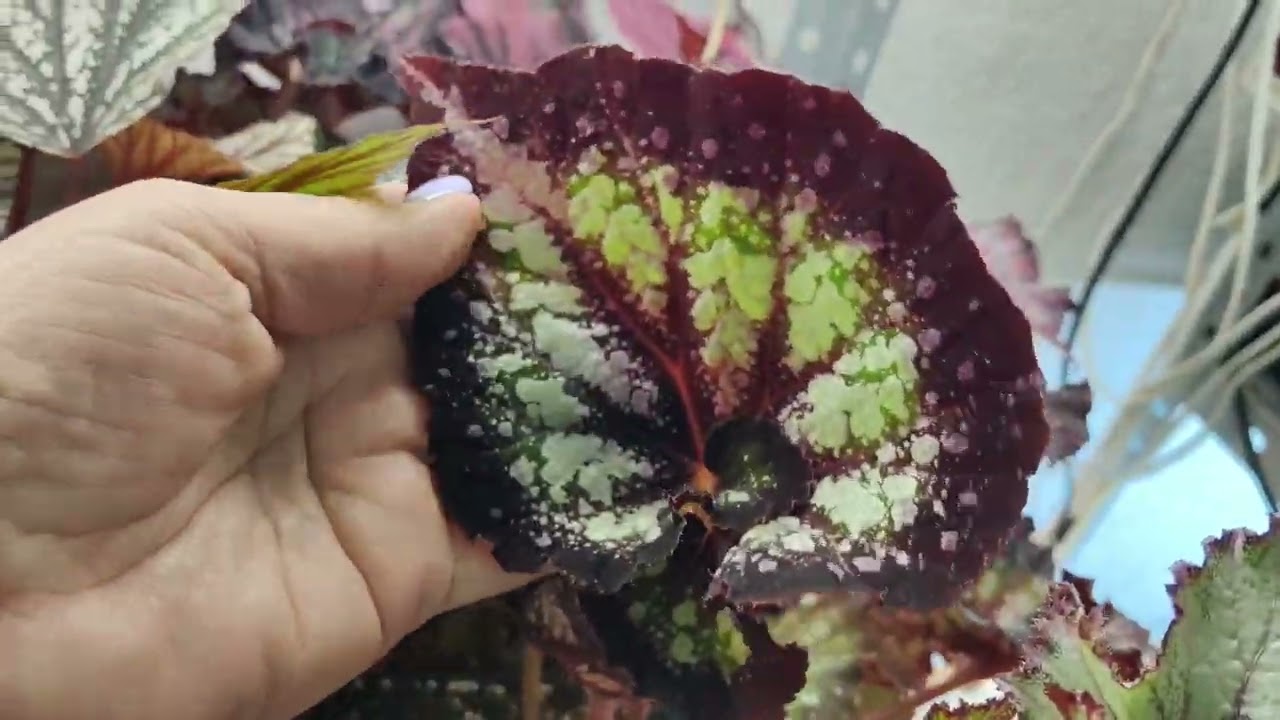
[403,44,1048,613]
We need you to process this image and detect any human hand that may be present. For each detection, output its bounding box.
[0,178,531,720]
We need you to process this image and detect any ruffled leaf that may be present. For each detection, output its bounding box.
[218,123,441,197]
[966,217,1073,346]
[921,697,1019,719]
[1,0,243,157]
[1011,519,1280,718]
[401,46,1047,609]
[1044,382,1092,463]
[225,0,388,86]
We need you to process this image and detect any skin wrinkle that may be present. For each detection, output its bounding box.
[249,433,314,720]
[0,179,526,720]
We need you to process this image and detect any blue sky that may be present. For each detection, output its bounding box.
[1023,282,1273,639]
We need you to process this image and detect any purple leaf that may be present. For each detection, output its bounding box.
[400,46,1048,611]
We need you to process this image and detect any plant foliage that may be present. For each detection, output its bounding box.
[4,3,1273,718]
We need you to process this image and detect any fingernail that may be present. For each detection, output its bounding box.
[407,175,474,203]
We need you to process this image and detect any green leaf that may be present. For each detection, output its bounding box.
[1148,520,1280,717]
[1015,519,1280,719]
[217,124,444,199]
[0,0,242,157]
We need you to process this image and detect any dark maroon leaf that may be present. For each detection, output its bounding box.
[402,46,1048,609]
[516,529,806,720]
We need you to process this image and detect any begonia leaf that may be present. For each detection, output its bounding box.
[401,46,1048,610]
[766,523,1050,719]
[3,119,248,234]
[520,540,805,718]
[1,0,243,157]
[1009,519,1280,718]
[212,111,320,174]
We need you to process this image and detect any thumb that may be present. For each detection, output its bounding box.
[148,177,482,336]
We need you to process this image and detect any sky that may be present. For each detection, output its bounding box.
[1024,282,1273,639]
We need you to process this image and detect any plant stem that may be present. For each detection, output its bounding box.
[700,0,732,65]
[521,643,544,720]
[4,146,34,237]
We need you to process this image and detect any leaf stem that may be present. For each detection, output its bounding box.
[700,0,733,65]
[4,146,34,237]
[521,642,544,720]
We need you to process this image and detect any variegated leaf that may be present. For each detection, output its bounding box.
[1,0,244,157]
[402,46,1048,611]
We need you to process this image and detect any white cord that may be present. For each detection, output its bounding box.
[1185,62,1237,292]
[1035,0,1187,241]
[1054,0,1280,556]
[1220,0,1280,326]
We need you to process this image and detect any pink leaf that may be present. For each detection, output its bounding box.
[1044,382,1091,462]
[606,0,755,69]
[966,216,1073,345]
[437,0,587,69]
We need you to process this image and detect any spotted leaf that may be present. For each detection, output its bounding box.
[522,530,808,712]
[402,46,1048,607]
[1,0,243,157]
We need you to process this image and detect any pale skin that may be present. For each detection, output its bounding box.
[0,179,534,720]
